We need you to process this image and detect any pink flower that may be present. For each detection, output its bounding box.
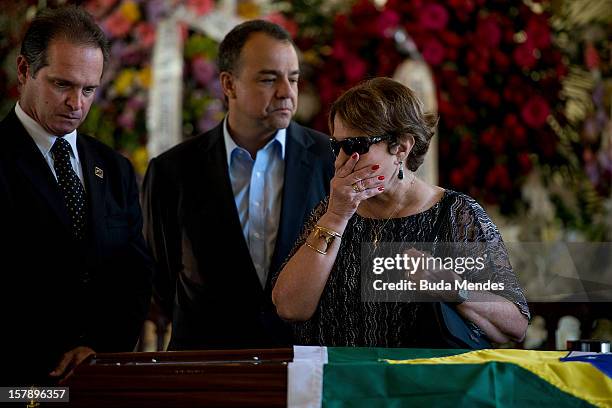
[85,0,119,17]
[127,95,146,110]
[521,95,550,128]
[186,0,213,16]
[135,23,156,49]
[266,13,299,38]
[375,9,400,37]
[104,10,133,38]
[419,3,449,30]
[192,56,216,86]
[118,110,135,130]
[421,37,446,66]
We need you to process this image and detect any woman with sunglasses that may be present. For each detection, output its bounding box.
[272,77,529,347]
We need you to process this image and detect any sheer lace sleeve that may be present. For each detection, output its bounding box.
[448,193,530,320]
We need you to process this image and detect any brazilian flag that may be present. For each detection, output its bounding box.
[288,347,612,407]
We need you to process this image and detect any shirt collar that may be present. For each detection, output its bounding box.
[223,116,286,166]
[15,102,79,158]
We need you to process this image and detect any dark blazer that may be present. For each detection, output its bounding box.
[142,121,334,349]
[0,109,153,386]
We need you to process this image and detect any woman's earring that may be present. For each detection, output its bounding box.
[398,161,404,180]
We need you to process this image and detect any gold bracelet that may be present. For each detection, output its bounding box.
[304,224,342,255]
[314,224,342,238]
[305,241,327,255]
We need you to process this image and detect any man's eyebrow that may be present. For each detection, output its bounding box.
[47,76,99,87]
[47,76,73,85]
[257,69,301,76]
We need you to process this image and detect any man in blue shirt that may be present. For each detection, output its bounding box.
[142,20,334,349]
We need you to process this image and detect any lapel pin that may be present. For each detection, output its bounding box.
[94,166,104,179]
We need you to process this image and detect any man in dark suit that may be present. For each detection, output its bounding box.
[0,7,152,385]
[142,20,334,349]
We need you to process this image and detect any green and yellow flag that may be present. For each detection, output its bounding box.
[289,347,612,407]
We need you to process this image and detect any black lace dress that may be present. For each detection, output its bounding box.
[275,189,530,347]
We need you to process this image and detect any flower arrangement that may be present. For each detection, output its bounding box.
[80,0,222,175]
[542,0,612,239]
[2,0,607,236]
[281,0,567,215]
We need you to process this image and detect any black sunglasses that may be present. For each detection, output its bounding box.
[329,134,392,157]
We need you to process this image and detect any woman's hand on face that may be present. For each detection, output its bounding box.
[327,153,385,221]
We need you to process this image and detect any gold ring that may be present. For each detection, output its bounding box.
[352,182,361,193]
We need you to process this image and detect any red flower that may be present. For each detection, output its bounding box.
[458,134,473,156]
[493,51,510,72]
[514,125,527,147]
[537,130,557,158]
[332,40,348,59]
[526,15,550,49]
[476,15,502,48]
[450,168,465,189]
[585,42,600,71]
[521,95,550,128]
[518,153,532,174]
[376,9,400,38]
[333,14,350,37]
[513,41,537,70]
[465,50,486,73]
[419,3,449,30]
[439,31,462,47]
[485,164,512,192]
[421,37,446,66]
[465,155,480,177]
[481,127,505,154]
[344,54,367,83]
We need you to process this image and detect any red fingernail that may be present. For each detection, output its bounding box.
[352,153,358,159]
[378,175,385,180]
[378,186,384,191]
[372,164,380,170]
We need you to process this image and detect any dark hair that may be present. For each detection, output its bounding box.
[218,19,294,74]
[20,5,109,77]
[329,77,439,172]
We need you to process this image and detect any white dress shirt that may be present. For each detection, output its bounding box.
[15,102,85,185]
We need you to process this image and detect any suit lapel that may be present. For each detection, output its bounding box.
[77,135,106,254]
[5,111,72,233]
[193,123,264,292]
[267,122,315,289]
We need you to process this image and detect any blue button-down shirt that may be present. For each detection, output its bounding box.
[224,118,286,288]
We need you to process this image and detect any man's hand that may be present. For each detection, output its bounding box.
[49,346,95,383]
